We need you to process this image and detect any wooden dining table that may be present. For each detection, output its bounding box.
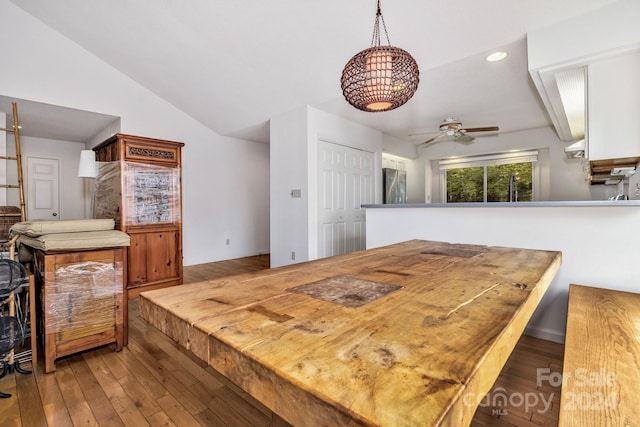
[139,240,561,426]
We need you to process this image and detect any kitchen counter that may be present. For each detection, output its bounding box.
[364,202,640,344]
[364,200,640,208]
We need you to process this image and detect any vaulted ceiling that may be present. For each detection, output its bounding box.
[8,0,621,145]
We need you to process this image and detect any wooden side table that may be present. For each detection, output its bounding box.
[33,247,126,373]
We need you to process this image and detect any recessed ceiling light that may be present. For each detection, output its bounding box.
[485,51,508,62]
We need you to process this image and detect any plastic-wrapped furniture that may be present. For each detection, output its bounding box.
[93,133,184,298]
[0,259,30,398]
[34,248,126,373]
[9,219,130,373]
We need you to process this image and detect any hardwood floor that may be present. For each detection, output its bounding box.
[0,254,563,426]
[182,255,271,284]
[471,336,563,427]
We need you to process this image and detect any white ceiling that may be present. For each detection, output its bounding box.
[5,0,622,145]
[0,95,118,143]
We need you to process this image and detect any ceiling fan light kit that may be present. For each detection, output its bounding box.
[421,117,499,146]
[341,0,419,113]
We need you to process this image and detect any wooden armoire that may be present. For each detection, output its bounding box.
[93,133,184,299]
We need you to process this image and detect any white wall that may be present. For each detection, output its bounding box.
[382,133,418,159]
[366,204,640,343]
[270,105,383,267]
[270,106,308,268]
[14,136,86,219]
[0,0,270,265]
[419,126,608,202]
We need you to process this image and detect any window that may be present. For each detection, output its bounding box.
[440,151,537,203]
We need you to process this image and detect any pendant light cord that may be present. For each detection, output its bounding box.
[370,0,391,48]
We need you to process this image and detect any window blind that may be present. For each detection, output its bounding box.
[439,150,538,170]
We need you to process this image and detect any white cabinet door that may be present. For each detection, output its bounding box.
[27,157,60,220]
[588,52,640,160]
[318,141,374,258]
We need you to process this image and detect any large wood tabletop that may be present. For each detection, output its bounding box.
[139,240,561,426]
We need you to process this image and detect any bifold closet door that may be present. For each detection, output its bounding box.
[318,141,374,259]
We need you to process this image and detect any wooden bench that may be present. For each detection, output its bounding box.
[559,284,640,426]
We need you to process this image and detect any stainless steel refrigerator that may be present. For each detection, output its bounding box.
[383,168,407,204]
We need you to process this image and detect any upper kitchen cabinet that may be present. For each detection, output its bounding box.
[527,0,640,152]
[587,52,640,161]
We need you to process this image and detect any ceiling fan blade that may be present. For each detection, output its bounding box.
[407,130,440,137]
[421,134,444,145]
[462,126,499,133]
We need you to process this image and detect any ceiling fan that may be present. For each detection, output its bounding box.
[419,117,499,145]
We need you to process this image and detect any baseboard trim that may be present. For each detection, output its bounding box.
[524,326,565,344]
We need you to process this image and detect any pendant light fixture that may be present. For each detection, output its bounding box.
[341,0,419,112]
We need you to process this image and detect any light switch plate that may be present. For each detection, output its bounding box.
[291,189,302,198]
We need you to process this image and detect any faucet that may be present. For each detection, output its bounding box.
[508,174,518,202]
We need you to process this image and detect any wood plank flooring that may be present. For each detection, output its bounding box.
[0,254,564,426]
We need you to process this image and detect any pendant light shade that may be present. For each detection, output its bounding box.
[341,1,419,112]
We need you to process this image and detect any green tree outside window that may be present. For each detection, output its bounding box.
[446,162,533,203]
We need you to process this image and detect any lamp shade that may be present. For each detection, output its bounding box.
[342,46,419,112]
[340,0,419,112]
[78,150,97,178]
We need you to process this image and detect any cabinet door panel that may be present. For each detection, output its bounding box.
[127,233,148,285]
[127,231,179,286]
[146,231,179,282]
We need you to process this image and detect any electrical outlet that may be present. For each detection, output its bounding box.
[226,238,230,245]
[291,251,296,260]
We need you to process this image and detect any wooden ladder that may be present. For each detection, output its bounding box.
[0,102,26,241]
[0,102,32,388]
